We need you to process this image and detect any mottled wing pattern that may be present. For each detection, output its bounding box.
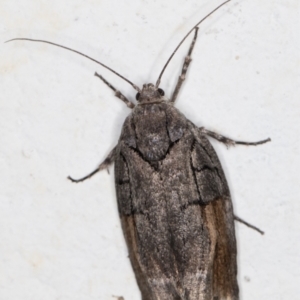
[191,126,239,300]
[115,105,238,300]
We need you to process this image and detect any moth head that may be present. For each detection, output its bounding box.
[136,83,165,104]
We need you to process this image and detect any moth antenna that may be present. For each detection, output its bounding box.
[5,38,141,92]
[155,0,232,88]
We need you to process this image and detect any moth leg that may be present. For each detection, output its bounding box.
[234,215,264,235]
[200,127,271,147]
[68,146,117,183]
[170,27,199,103]
[112,296,124,300]
[94,72,135,109]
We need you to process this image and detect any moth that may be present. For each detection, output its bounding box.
[7,0,270,299]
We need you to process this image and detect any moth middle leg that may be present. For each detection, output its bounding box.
[171,27,199,103]
[199,127,271,147]
[68,146,116,182]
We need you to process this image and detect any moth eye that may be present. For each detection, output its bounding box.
[158,88,164,96]
[136,92,140,100]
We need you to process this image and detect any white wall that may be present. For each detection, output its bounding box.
[1,0,299,299]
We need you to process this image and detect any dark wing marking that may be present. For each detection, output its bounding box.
[115,145,154,299]
[115,148,132,215]
[191,137,228,204]
[191,124,239,299]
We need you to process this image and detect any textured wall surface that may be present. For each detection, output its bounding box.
[1,0,299,299]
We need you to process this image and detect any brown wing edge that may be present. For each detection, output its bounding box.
[191,125,239,300]
[114,145,154,300]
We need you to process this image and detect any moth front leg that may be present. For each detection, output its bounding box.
[68,146,117,183]
[94,72,135,109]
[199,127,271,147]
[170,27,199,103]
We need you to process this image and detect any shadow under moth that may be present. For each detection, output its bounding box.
[7,0,270,299]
